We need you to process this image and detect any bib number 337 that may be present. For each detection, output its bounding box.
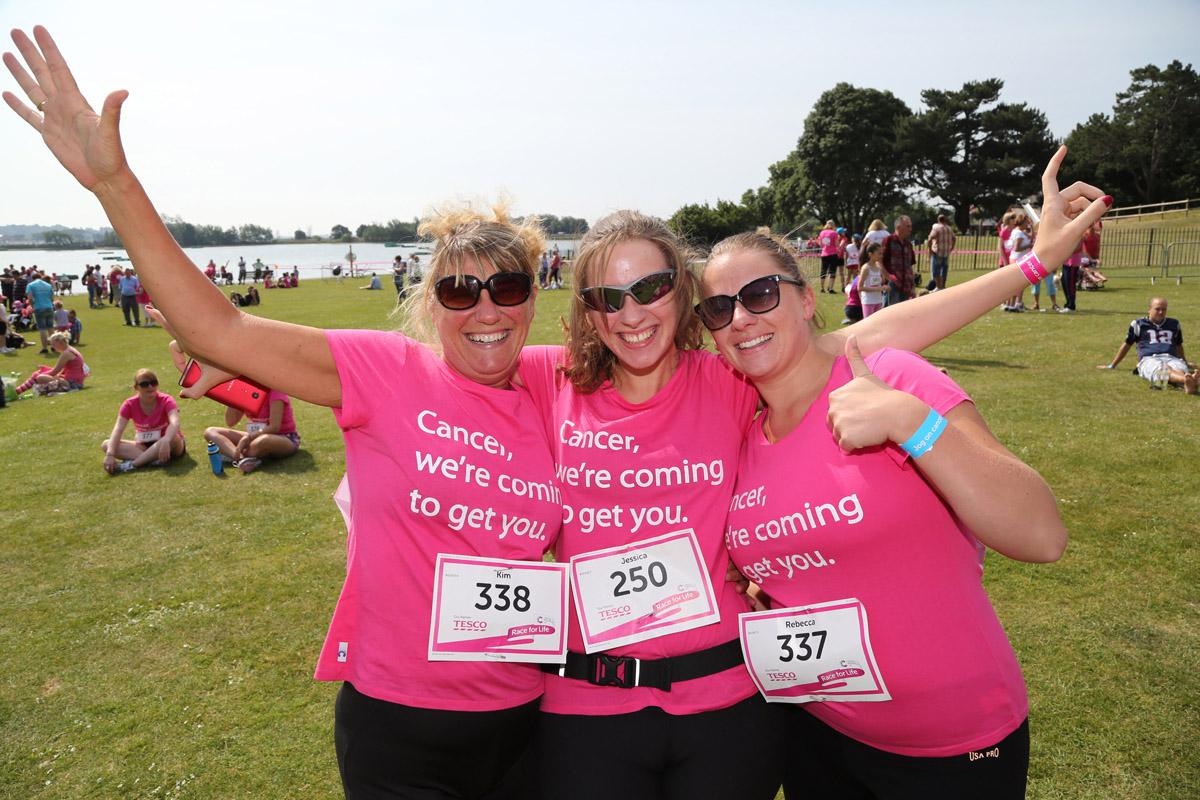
[739,598,890,703]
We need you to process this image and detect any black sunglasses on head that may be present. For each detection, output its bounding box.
[695,274,806,331]
[579,269,676,313]
[434,272,533,310]
[137,380,158,388]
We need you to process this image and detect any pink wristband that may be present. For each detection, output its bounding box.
[1017,252,1049,284]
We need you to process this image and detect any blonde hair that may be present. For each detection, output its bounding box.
[867,219,886,232]
[704,230,824,330]
[396,203,545,347]
[134,368,158,385]
[563,210,703,392]
[48,331,70,347]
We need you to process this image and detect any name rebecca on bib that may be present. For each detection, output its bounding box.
[725,486,865,584]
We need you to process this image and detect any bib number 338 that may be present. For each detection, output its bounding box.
[428,554,569,664]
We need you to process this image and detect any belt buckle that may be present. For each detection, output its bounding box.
[590,653,639,688]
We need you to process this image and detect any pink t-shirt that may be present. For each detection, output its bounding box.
[313,330,562,712]
[119,392,180,438]
[518,346,761,716]
[59,350,87,385]
[818,230,839,257]
[726,350,1027,756]
[249,389,297,435]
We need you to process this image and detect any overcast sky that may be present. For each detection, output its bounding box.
[2,0,1197,235]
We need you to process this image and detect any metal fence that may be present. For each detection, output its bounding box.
[895,227,1200,279]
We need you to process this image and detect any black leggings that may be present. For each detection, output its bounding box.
[1060,266,1079,310]
[782,709,1029,800]
[538,695,788,800]
[334,682,539,800]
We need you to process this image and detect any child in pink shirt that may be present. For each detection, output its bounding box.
[102,368,186,473]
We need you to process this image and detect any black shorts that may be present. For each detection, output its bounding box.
[539,694,788,800]
[782,709,1029,800]
[335,682,539,800]
[820,255,839,277]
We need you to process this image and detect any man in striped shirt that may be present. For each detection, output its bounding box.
[927,214,956,291]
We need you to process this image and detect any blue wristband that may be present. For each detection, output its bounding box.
[899,409,946,459]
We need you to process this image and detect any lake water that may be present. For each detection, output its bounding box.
[2,238,583,290]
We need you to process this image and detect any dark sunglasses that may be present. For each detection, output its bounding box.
[695,274,806,331]
[137,380,158,388]
[434,272,533,310]
[579,269,676,313]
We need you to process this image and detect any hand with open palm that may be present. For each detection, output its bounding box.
[3,26,131,193]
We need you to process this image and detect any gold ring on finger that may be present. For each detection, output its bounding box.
[36,99,47,112]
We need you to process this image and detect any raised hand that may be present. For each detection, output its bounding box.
[826,337,928,452]
[1033,146,1112,269]
[3,26,130,191]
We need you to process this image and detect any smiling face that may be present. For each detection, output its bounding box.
[432,256,535,388]
[701,248,815,385]
[585,239,681,385]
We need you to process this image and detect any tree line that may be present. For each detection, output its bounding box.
[670,62,1200,246]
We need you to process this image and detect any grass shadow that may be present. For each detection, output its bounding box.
[926,356,1029,372]
[259,448,319,475]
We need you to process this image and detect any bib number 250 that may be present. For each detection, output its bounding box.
[610,561,667,596]
[474,582,531,612]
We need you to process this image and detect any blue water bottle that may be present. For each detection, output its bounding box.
[207,441,224,475]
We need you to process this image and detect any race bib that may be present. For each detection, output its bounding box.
[428,555,569,664]
[135,429,163,444]
[740,598,890,704]
[246,422,266,434]
[570,529,719,653]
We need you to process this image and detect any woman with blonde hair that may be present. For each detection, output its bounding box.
[6,28,561,798]
[1004,210,1032,312]
[863,218,890,252]
[10,330,86,395]
[696,148,1108,798]
[101,368,185,474]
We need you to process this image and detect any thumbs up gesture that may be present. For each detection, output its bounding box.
[826,337,929,452]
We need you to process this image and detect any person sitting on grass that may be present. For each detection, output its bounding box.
[1099,296,1198,394]
[202,388,301,473]
[12,331,87,395]
[359,272,382,290]
[67,308,81,344]
[101,368,186,474]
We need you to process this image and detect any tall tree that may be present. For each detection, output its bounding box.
[776,83,912,232]
[899,79,1055,229]
[1065,61,1200,206]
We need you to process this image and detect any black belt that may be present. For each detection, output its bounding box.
[540,640,743,691]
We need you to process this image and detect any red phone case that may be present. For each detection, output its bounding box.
[179,359,270,418]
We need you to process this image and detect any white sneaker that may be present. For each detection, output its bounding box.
[116,460,136,473]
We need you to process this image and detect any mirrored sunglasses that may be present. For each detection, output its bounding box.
[579,269,676,313]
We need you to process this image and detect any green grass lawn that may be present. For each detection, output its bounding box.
[1,273,1196,799]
